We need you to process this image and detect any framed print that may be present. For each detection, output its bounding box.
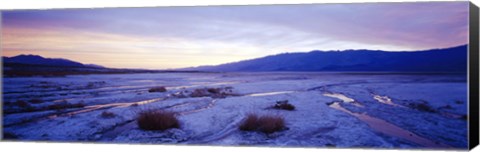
[1,1,479,151]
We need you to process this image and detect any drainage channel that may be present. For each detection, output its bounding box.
[328,102,450,148]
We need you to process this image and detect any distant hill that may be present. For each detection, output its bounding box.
[2,54,112,77]
[2,54,197,77]
[183,45,468,73]
[3,54,96,68]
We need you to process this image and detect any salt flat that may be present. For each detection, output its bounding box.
[2,72,468,149]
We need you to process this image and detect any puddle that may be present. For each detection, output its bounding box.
[329,102,450,148]
[247,91,295,97]
[323,93,354,103]
[372,95,405,108]
[125,98,165,107]
[323,93,363,107]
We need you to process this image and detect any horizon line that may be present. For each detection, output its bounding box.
[2,43,468,70]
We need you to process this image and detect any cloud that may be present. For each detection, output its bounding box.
[1,2,469,69]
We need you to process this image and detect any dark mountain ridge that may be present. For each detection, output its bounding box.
[2,54,202,77]
[3,54,96,68]
[184,45,468,73]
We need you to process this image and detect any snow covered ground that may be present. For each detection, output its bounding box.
[2,72,468,149]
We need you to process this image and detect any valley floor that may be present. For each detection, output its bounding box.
[2,72,468,149]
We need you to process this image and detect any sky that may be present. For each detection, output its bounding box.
[1,2,469,69]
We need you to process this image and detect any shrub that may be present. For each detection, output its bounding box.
[239,114,285,134]
[137,110,180,131]
[273,100,295,111]
[101,111,116,118]
[239,114,258,131]
[148,87,167,93]
[257,115,285,134]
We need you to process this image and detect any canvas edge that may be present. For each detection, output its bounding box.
[468,1,479,150]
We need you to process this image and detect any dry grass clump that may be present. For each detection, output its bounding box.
[137,110,180,131]
[239,114,259,131]
[273,100,295,111]
[257,115,286,134]
[239,114,285,134]
[148,86,167,93]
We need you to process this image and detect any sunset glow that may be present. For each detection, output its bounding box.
[1,2,469,69]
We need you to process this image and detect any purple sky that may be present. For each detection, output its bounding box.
[1,2,469,69]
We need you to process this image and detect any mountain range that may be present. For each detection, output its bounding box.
[183,45,467,73]
[2,45,468,76]
[3,54,104,68]
[2,54,156,77]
